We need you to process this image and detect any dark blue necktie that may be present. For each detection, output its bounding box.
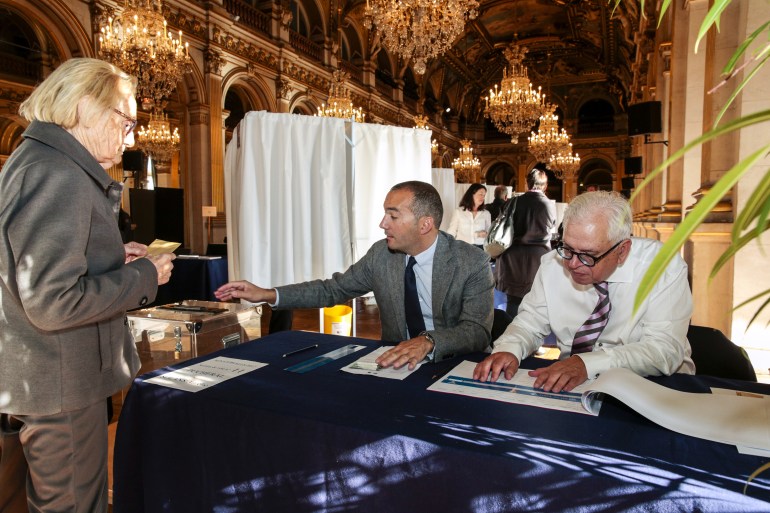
[404,256,426,338]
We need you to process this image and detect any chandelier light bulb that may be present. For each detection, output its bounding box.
[364,0,478,75]
[452,139,482,183]
[484,43,546,144]
[316,70,365,122]
[97,0,191,113]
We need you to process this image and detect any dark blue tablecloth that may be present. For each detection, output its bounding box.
[152,257,228,306]
[113,331,770,513]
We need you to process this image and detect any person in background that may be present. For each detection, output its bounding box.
[0,58,175,513]
[474,190,693,392]
[486,184,509,222]
[495,168,556,318]
[446,183,492,249]
[216,181,494,370]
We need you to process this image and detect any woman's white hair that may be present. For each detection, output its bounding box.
[563,191,632,243]
[19,58,136,129]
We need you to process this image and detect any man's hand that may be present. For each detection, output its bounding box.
[473,352,519,382]
[527,355,588,393]
[124,241,148,263]
[214,280,276,304]
[376,335,434,370]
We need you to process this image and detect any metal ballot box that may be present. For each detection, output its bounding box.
[127,300,262,376]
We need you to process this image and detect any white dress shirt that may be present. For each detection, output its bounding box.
[493,237,695,380]
[409,235,438,331]
[447,208,492,245]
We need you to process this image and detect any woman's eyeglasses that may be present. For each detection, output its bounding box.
[113,108,137,135]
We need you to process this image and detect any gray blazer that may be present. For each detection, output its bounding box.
[0,121,158,415]
[277,231,494,361]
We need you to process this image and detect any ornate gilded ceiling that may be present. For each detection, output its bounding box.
[412,0,649,123]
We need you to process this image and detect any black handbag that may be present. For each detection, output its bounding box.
[483,196,518,258]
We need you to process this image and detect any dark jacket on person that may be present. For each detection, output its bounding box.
[0,121,157,415]
[495,190,556,299]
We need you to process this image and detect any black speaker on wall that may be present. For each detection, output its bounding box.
[625,156,643,175]
[628,101,662,136]
[122,150,144,172]
[621,177,636,189]
[129,188,184,246]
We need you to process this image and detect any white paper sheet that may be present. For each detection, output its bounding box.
[145,357,267,393]
[582,368,770,451]
[340,346,423,380]
[427,360,602,415]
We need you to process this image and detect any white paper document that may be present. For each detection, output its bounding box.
[145,357,267,392]
[581,368,770,451]
[340,346,423,380]
[428,360,602,415]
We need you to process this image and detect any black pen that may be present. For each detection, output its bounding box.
[282,344,319,358]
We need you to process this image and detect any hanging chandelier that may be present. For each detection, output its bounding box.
[136,111,180,162]
[413,114,430,130]
[528,104,571,162]
[317,70,365,122]
[363,0,479,75]
[431,139,439,157]
[549,143,581,180]
[98,0,190,113]
[484,43,546,144]
[452,139,481,183]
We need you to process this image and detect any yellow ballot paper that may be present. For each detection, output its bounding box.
[146,239,181,256]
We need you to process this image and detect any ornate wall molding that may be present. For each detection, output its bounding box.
[205,47,225,75]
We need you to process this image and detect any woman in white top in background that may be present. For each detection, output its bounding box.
[447,183,492,249]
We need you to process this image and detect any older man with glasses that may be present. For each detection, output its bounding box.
[474,190,694,392]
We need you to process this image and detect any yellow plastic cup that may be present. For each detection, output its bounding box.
[323,305,352,336]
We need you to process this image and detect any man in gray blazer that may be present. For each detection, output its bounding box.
[216,181,494,370]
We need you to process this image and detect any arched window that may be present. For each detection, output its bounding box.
[289,1,311,38]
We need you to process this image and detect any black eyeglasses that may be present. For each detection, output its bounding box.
[113,108,137,135]
[556,239,625,267]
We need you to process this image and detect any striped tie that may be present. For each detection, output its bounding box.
[571,281,611,355]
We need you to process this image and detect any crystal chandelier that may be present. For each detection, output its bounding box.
[98,0,190,113]
[317,70,365,122]
[431,139,439,157]
[484,43,546,144]
[528,104,571,162]
[363,0,479,75]
[549,143,581,180]
[452,139,482,183]
[136,111,180,162]
[413,114,430,130]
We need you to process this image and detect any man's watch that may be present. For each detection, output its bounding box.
[419,331,436,362]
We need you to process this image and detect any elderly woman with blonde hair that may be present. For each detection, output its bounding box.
[0,58,176,512]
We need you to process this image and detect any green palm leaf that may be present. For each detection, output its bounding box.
[633,143,770,312]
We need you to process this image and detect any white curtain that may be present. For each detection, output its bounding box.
[224,111,351,287]
[349,123,431,260]
[431,168,456,231]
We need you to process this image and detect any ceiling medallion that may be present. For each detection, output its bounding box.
[317,70,365,122]
[528,104,571,163]
[363,0,479,75]
[484,43,546,144]
[98,0,190,113]
[549,143,581,180]
[452,139,482,183]
[136,111,180,163]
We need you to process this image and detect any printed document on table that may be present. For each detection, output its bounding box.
[145,357,267,393]
[341,346,422,380]
[428,360,601,415]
